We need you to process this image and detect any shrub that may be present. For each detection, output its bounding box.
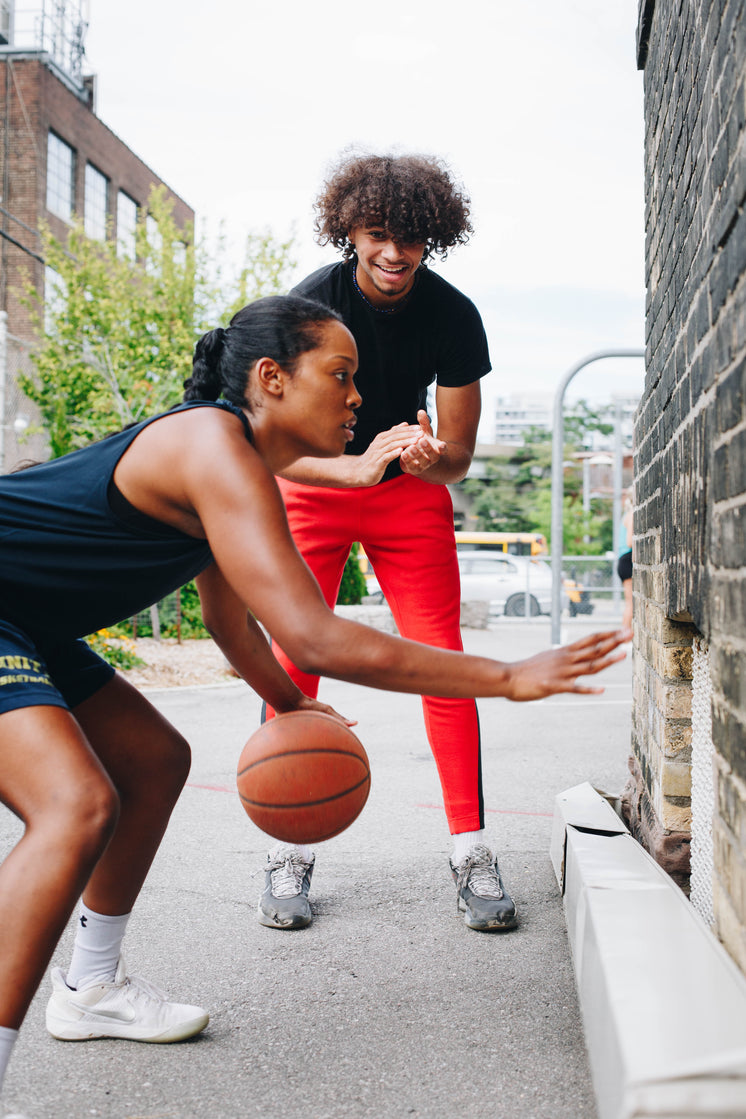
[86,628,144,670]
[337,544,367,605]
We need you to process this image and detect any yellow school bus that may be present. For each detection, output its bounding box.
[454,531,548,557]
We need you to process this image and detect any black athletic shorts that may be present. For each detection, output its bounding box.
[0,618,115,716]
[616,551,633,582]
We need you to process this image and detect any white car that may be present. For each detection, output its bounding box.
[364,550,561,617]
[456,551,554,617]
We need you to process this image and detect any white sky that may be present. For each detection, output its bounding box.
[84,0,646,440]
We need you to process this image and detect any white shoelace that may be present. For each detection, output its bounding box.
[269,852,312,899]
[121,972,168,1005]
[455,844,504,899]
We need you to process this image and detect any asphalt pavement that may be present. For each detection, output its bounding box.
[1,616,632,1119]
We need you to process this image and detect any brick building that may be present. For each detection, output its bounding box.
[0,1,193,470]
[626,0,746,973]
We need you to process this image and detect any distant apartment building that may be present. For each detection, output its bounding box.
[493,394,552,445]
[0,1,193,470]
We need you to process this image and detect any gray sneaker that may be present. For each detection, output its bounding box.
[257,845,315,929]
[449,844,518,931]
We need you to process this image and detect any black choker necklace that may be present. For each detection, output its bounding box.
[350,260,415,314]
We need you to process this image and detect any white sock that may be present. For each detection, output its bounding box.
[452,829,487,863]
[269,843,314,863]
[0,1025,19,1093]
[66,903,131,989]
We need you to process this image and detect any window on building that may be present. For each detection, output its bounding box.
[84,163,109,240]
[0,0,11,45]
[46,132,75,221]
[116,192,138,260]
[44,266,67,333]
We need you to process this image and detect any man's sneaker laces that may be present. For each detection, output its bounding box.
[268,848,313,898]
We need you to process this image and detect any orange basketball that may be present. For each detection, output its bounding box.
[236,711,371,843]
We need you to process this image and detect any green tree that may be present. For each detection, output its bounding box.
[22,187,296,457]
[458,401,616,554]
[337,543,367,605]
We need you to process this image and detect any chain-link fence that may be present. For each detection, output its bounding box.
[560,554,623,622]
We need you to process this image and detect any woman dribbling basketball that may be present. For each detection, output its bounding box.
[0,294,628,1113]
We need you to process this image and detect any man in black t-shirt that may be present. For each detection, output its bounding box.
[259,152,518,934]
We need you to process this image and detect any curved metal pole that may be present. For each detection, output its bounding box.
[550,349,645,645]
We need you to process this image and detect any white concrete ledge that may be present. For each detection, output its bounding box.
[334,600,491,631]
[550,782,746,1119]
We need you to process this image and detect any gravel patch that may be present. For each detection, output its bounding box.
[119,637,238,689]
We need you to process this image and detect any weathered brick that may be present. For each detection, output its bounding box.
[659,643,694,680]
[661,719,693,758]
[658,679,693,721]
[714,874,746,972]
[661,758,693,797]
[716,760,746,849]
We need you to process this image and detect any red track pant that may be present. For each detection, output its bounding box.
[269,472,484,834]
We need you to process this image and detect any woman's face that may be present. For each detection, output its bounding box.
[284,320,361,457]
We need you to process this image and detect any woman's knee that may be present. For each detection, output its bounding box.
[120,725,191,804]
[38,770,120,862]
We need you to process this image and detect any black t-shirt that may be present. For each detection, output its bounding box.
[292,260,491,480]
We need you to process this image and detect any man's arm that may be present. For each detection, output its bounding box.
[399,381,481,484]
[278,421,422,488]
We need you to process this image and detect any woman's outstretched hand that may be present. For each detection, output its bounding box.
[289,693,358,727]
[503,628,632,702]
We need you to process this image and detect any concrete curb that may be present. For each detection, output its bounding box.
[550,782,746,1119]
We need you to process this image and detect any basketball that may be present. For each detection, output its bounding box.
[236,711,371,843]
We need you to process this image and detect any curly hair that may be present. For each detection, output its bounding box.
[313,151,473,262]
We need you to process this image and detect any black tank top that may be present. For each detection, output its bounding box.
[0,401,252,641]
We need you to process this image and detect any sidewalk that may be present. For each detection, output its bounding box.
[2,619,632,1119]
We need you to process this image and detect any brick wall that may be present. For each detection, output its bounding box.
[0,53,193,339]
[630,0,746,970]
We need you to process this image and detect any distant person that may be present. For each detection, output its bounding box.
[258,151,511,934]
[0,293,628,1112]
[617,496,634,631]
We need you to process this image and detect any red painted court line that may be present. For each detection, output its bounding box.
[187,785,553,819]
[187,781,235,793]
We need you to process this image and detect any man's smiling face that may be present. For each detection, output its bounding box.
[348,226,425,308]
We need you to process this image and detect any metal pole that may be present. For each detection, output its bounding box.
[582,455,590,544]
[550,349,644,645]
[612,397,624,612]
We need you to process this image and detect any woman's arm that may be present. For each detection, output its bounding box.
[184,426,628,703]
[195,563,356,723]
[278,422,422,488]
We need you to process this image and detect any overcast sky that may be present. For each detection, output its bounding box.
[84,0,646,439]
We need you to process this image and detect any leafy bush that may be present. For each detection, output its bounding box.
[120,581,209,641]
[86,628,143,670]
[337,544,367,605]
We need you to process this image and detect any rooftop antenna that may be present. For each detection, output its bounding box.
[1,1,89,85]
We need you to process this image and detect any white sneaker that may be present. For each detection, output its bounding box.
[46,955,209,1043]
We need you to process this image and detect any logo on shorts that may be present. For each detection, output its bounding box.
[0,653,52,688]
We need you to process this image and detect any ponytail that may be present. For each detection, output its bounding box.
[184,327,226,401]
[184,296,342,410]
